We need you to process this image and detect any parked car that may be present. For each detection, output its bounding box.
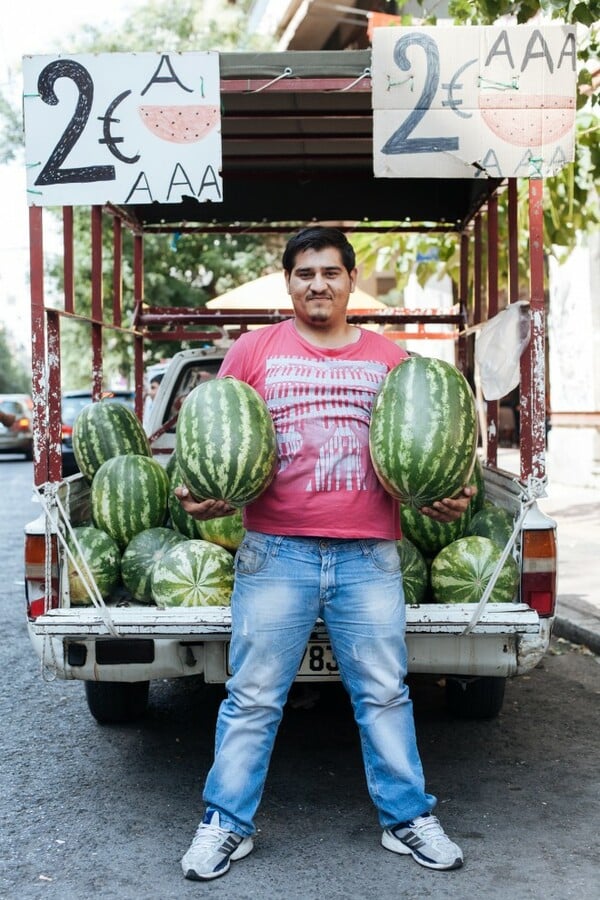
[0,394,34,460]
[61,388,135,476]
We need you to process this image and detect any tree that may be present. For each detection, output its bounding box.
[34,0,280,386]
[0,326,31,393]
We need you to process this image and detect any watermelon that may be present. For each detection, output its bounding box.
[469,454,486,514]
[396,537,429,605]
[91,454,169,549]
[168,455,205,539]
[151,539,234,607]
[400,503,470,559]
[67,525,121,606]
[176,377,277,507]
[430,535,520,604]
[369,357,478,508]
[121,527,187,603]
[198,510,245,551]
[467,506,514,548]
[73,399,151,481]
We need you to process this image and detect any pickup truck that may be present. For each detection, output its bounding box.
[23,48,557,725]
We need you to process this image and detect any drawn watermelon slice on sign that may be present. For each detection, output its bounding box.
[479,94,575,148]
[138,105,219,143]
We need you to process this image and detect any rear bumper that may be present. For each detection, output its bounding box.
[28,604,552,683]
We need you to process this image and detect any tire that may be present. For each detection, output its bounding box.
[445,675,506,719]
[84,680,150,724]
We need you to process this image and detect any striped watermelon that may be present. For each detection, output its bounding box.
[67,525,121,606]
[369,357,478,508]
[151,539,234,607]
[91,454,169,549]
[198,510,245,551]
[176,377,277,507]
[396,537,429,605]
[430,535,519,604]
[73,399,151,481]
[400,504,471,559]
[469,454,486,514]
[467,506,514,548]
[121,527,187,603]
[167,454,205,539]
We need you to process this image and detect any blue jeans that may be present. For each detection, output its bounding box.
[203,532,436,836]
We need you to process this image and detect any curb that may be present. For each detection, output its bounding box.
[553,617,600,656]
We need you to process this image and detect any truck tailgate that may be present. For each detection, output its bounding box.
[30,602,540,639]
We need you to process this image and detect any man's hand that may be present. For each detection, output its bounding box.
[173,485,236,521]
[420,485,477,523]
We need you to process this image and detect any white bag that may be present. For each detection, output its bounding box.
[475,301,531,401]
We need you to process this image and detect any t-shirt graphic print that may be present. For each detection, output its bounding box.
[264,354,386,494]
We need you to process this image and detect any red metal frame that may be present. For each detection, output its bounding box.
[486,193,499,467]
[522,179,546,483]
[28,175,547,488]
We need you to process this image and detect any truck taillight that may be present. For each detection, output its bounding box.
[24,533,59,619]
[521,528,557,617]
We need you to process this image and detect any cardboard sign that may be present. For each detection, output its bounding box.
[23,52,222,206]
[372,25,577,179]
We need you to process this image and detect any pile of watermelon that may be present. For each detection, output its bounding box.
[395,456,519,606]
[67,365,520,611]
[66,387,268,609]
[370,357,520,606]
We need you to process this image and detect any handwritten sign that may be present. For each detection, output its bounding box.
[23,52,222,206]
[372,25,577,179]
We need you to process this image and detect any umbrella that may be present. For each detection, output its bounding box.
[206,272,386,310]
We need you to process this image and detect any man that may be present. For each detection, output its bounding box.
[176,227,474,880]
[0,410,16,428]
[143,372,164,433]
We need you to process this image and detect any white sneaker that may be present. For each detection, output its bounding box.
[181,810,254,881]
[382,813,463,870]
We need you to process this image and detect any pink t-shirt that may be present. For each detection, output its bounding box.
[219,319,407,540]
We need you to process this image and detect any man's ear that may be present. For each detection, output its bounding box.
[349,268,358,293]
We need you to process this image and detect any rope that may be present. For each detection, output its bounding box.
[34,484,120,638]
[461,492,539,635]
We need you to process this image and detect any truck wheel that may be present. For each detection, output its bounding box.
[445,675,506,719]
[84,680,150,724]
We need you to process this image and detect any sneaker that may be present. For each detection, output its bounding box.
[382,813,463,871]
[181,810,254,881]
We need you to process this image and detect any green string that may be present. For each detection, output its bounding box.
[386,74,414,92]
[478,76,519,91]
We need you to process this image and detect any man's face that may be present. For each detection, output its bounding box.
[285,247,356,329]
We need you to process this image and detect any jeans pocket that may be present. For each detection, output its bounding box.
[235,533,275,575]
[364,540,401,574]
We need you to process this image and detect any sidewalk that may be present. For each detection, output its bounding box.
[498,450,600,654]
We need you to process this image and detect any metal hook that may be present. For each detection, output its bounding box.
[251,67,293,94]
[338,67,372,92]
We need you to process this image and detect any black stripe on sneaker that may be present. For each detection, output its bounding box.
[221,835,242,856]
[402,832,425,849]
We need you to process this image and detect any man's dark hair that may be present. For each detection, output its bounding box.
[282,226,356,275]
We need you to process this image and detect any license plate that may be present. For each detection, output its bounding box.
[224,640,339,679]
[298,641,339,678]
